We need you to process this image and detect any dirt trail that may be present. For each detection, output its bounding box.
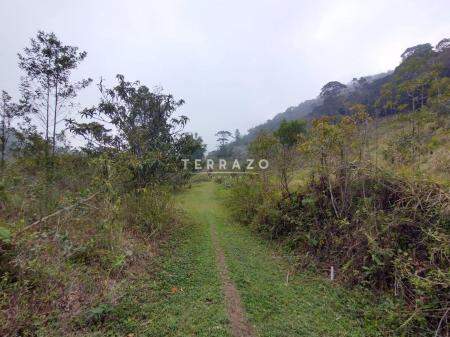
[176,182,375,337]
[210,223,256,337]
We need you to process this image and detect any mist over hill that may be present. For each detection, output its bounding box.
[212,38,449,156]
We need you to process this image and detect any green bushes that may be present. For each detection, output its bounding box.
[118,187,174,237]
[0,151,179,335]
[224,175,266,225]
[224,110,450,335]
[225,170,449,336]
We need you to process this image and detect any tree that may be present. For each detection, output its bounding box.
[234,129,241,142]
[273,119,307,196]
[435,38,450,53]
[350,104,371,161]
[376,83,396,116]
[320,81,347,98]
[69,75,187,154]
[175,133,206,165]
[215,130,232,148]
[274,119,307,147]
[301,117,343,216]
[248,131,278,191]
[400,43,433,61]
[170,132,206,183]
[68,75,190,186]
[428,77,450,115]
[0,91,20,168]
[18,31,91,155]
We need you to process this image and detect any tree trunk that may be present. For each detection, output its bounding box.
[46,80,50,142]
[0,116,5,170]
[52,81,58,155]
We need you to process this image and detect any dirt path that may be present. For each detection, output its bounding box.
[210,223,256,337]
[174,182,380,337]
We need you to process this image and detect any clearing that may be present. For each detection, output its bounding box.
[167,182,380,337]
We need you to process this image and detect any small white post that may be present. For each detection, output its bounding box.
[330,266,335,281]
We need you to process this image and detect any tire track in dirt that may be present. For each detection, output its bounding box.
[210,223,256,337]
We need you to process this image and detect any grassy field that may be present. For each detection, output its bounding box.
[76,181,386,336]
[94,190,231,337]
[175,182,384,337]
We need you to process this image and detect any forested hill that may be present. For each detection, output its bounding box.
[238,98,321,145]
[223,38,450,150]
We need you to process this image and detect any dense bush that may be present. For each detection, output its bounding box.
[118,187,174,237]
[224,110,450,336]
[225,169,449,336]
[0,152,178,335]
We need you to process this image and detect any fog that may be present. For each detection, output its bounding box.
[0,0,449,149]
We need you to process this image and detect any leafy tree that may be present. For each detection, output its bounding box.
[301,116,354,216]
[69,75,187,154]
[428,77,450,115]
[18,31,91,154]
[234,129,241,143]
[313,81,349,117]
[320,81,347,98]
[435,38,450,52]
[349,104,371,161]
[175,132,206,171]
[273,119,307,196]
[68,75,191,186]
[249,131,278,190]
[400,43,433,61]
[248,131,278,161]
[215,130,232,148]
[274,119,307,147]
[376,83,396,116]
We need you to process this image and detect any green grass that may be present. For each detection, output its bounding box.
[91,181,384,336]
[178,182,383,337]
[87,186,231,337]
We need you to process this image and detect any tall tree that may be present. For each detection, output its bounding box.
[18,31,91,154]
[68,75,187,154]
[234,129,241,142]
[215,130,232,148]
[400,43,433,61]
[0,91,20,168]
[435,38,450,53]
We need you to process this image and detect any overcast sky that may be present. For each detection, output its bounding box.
[0,0,449,149]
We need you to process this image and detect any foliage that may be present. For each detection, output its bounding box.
[225,108,450,336]
[274,119,307,147]
[0,91,21,168]
[0,31,201,336]
[223,37,450,155]
[67,75,203,187]
[18,30,91,153]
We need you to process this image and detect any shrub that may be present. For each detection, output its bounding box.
[118,187,174,237]
[225,169,450,336]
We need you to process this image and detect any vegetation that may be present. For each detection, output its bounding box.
[222,38,450,152]
[0,31,205,336]
[217,37,450,337]
[181,182,384,337]
[0,28,448,337]
[224,105,449,336]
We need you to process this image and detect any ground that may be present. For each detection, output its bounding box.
[94,181,382,336]
[171,182,381,337]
